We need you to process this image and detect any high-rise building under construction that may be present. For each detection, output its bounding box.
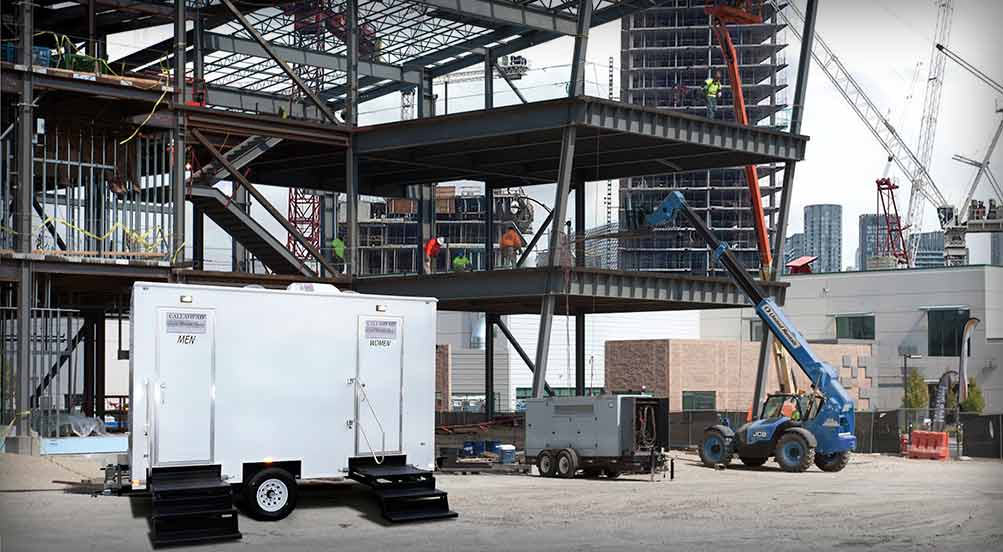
[618,1,788,274]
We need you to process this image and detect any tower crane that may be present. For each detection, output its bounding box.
[774,1,954,266]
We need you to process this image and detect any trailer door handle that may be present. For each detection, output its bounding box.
[160,382,166,405]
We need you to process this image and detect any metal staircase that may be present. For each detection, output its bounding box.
[148,465,241,546]
[188,185,315,276]
[348,456,458,523]
[190,135,283,187]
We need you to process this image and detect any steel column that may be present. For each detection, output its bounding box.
[231,186,248,272]
[575,180,585,395]
[531,0,592,399]
[95,311,105,419]
[82,313,95,417]
[172,1,186,265]
[484,48,494,109]
[752,0,818,414]
[485,186,494,270]
[485,313,496,418]
[345,0,359,275]
[416,69,435,273]
[192,205,204,269]
[9,0,35,454]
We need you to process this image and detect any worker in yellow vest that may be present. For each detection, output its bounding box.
[704,71,723,120]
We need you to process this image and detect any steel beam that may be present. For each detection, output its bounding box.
[752,0,818,414]
[203,32,421,86]
[191,129,338,276]
[532,0,592,399]
[172,1,186,266]
[414,0,578,35]
[518,204,553,268]
[484,48,494,109]
[494,317,553,396]
[219,0,340,126]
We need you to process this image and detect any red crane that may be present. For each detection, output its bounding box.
[875,177,910,266]
[704,1,772,271]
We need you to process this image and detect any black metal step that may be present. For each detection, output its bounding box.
[349,456,458,523]
[149,465,241,547]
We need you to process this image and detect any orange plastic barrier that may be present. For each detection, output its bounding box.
[906,430,949,460]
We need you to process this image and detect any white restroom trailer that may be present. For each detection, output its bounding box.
[128,282,453,544]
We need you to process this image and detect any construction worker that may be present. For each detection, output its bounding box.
[423,237,444,274]
[499,225,525,268]
[704,71,723,120]
[452,250,471,272]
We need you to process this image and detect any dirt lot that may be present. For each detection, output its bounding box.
[0,451,1000,552]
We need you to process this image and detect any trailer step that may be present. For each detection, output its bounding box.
[149,465,241,547]
[348,456,458,523]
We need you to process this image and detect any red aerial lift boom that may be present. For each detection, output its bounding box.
[704,1,772,271]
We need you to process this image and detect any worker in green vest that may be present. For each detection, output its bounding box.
[452,251,471,272]
[704,71,723,120]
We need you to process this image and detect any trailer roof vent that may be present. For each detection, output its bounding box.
[287,282,342,294]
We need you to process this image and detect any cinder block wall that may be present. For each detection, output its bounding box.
[436,344,451,411]
[605,339,874,411]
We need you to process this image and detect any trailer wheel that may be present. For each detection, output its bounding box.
[537,450,557,477]
[244,468,298,521]
[814,451,851,472]
[556,449,578,478]
[775,431,815,473]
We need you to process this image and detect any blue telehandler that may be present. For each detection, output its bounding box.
[643,192,856,472]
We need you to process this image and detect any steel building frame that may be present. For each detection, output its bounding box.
[2,0,815,442]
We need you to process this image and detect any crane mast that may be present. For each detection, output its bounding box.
[907,0,954,264]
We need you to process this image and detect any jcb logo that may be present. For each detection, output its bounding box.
[751,430,769,441]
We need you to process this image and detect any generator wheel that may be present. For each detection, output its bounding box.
[699,429,733,468]
[244,467,298,521]
[775,431,815,473]
[537,450,557,477]
[739,456,768,467]
[556,448,578,478]
[814,451,851,472]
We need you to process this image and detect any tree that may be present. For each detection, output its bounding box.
[945,385,958,410]
[960,377,985,414]
[902,367,929,409]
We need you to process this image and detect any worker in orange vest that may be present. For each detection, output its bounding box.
[499,225,525,268]
[423,237,444,274]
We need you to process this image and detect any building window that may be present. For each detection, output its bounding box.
[927,309,970,357]
[682,391,716,411]
[836,315,875,340]
[749,319,764,341]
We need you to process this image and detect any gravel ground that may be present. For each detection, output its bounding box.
[0,451,1000,552]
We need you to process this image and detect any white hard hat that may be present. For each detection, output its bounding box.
[436,237,445,246]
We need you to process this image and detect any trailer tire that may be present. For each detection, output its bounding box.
[556,448,578,478]
[775,431,815,473]
[814,451,851,472]
[537,450,557,477]
[244,468,298,521]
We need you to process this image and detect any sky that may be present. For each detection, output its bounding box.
[112,1,1003,270]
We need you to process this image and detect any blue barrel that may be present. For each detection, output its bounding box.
[464,440,485,456]
[498,445,516,464]
[484,440,501,455]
